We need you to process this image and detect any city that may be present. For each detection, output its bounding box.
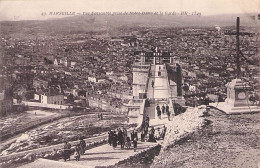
[0,10,259,168]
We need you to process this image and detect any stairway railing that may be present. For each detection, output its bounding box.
[164,63,171,100]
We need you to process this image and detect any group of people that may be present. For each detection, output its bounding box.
[63,125,167,162]
[108,128,138,151]
[144,125,167,142]
[156,104,171,120]
[63,137,86,162]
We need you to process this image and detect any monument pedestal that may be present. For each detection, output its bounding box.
[210,78,260,114]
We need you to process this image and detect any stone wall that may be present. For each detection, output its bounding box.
[22,101,69,109]
[132,65,150,97]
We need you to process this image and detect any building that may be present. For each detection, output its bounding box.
[88,76,106,83]
[41,94,64,105]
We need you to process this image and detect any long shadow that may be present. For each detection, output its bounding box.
[76,156,120,161]
[85,151,125,155]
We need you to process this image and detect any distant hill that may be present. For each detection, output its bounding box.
[0,14,257,37]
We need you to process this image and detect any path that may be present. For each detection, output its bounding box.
[19,142,159,168]
[61,142,158,167]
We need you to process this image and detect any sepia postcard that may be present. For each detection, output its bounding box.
[0,0,259,168]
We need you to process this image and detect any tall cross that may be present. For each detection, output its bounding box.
[236,17,240,78]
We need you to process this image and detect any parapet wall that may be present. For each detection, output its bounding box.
[132,64,150,97]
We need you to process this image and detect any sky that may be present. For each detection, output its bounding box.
[0,0,259,21]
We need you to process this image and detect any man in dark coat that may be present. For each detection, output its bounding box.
[108,129,113,146]
[79,137,86,155]
[156,104,161,119]
[112,131,118,149]
[162,104,165,114]
[134,129,138,141]
[156,104,160,114]
[118,128,124,149]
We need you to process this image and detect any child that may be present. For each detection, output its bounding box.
[125,136,131,149]
[74,144,81,161]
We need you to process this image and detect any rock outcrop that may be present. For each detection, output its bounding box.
[152,105,210,167]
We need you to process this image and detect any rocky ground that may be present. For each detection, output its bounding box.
[152,108,260,168]
[1,114,129,156]
[0,110,56,133]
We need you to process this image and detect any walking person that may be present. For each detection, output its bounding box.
[123,127,127,146]
[134,129,138,141]
[112,131,118,149]
[79,137,86,155]
[131,130,135,141]
[118,128,124,149]
[162,104,165,114]
[151,80,154,88]
[63,141,71,162]
[158,66,161,76]
[141,131,145,142]
[156,104,161,119]
[133,137,138,152]
[108,129,113,146]
[156,104,160,114]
